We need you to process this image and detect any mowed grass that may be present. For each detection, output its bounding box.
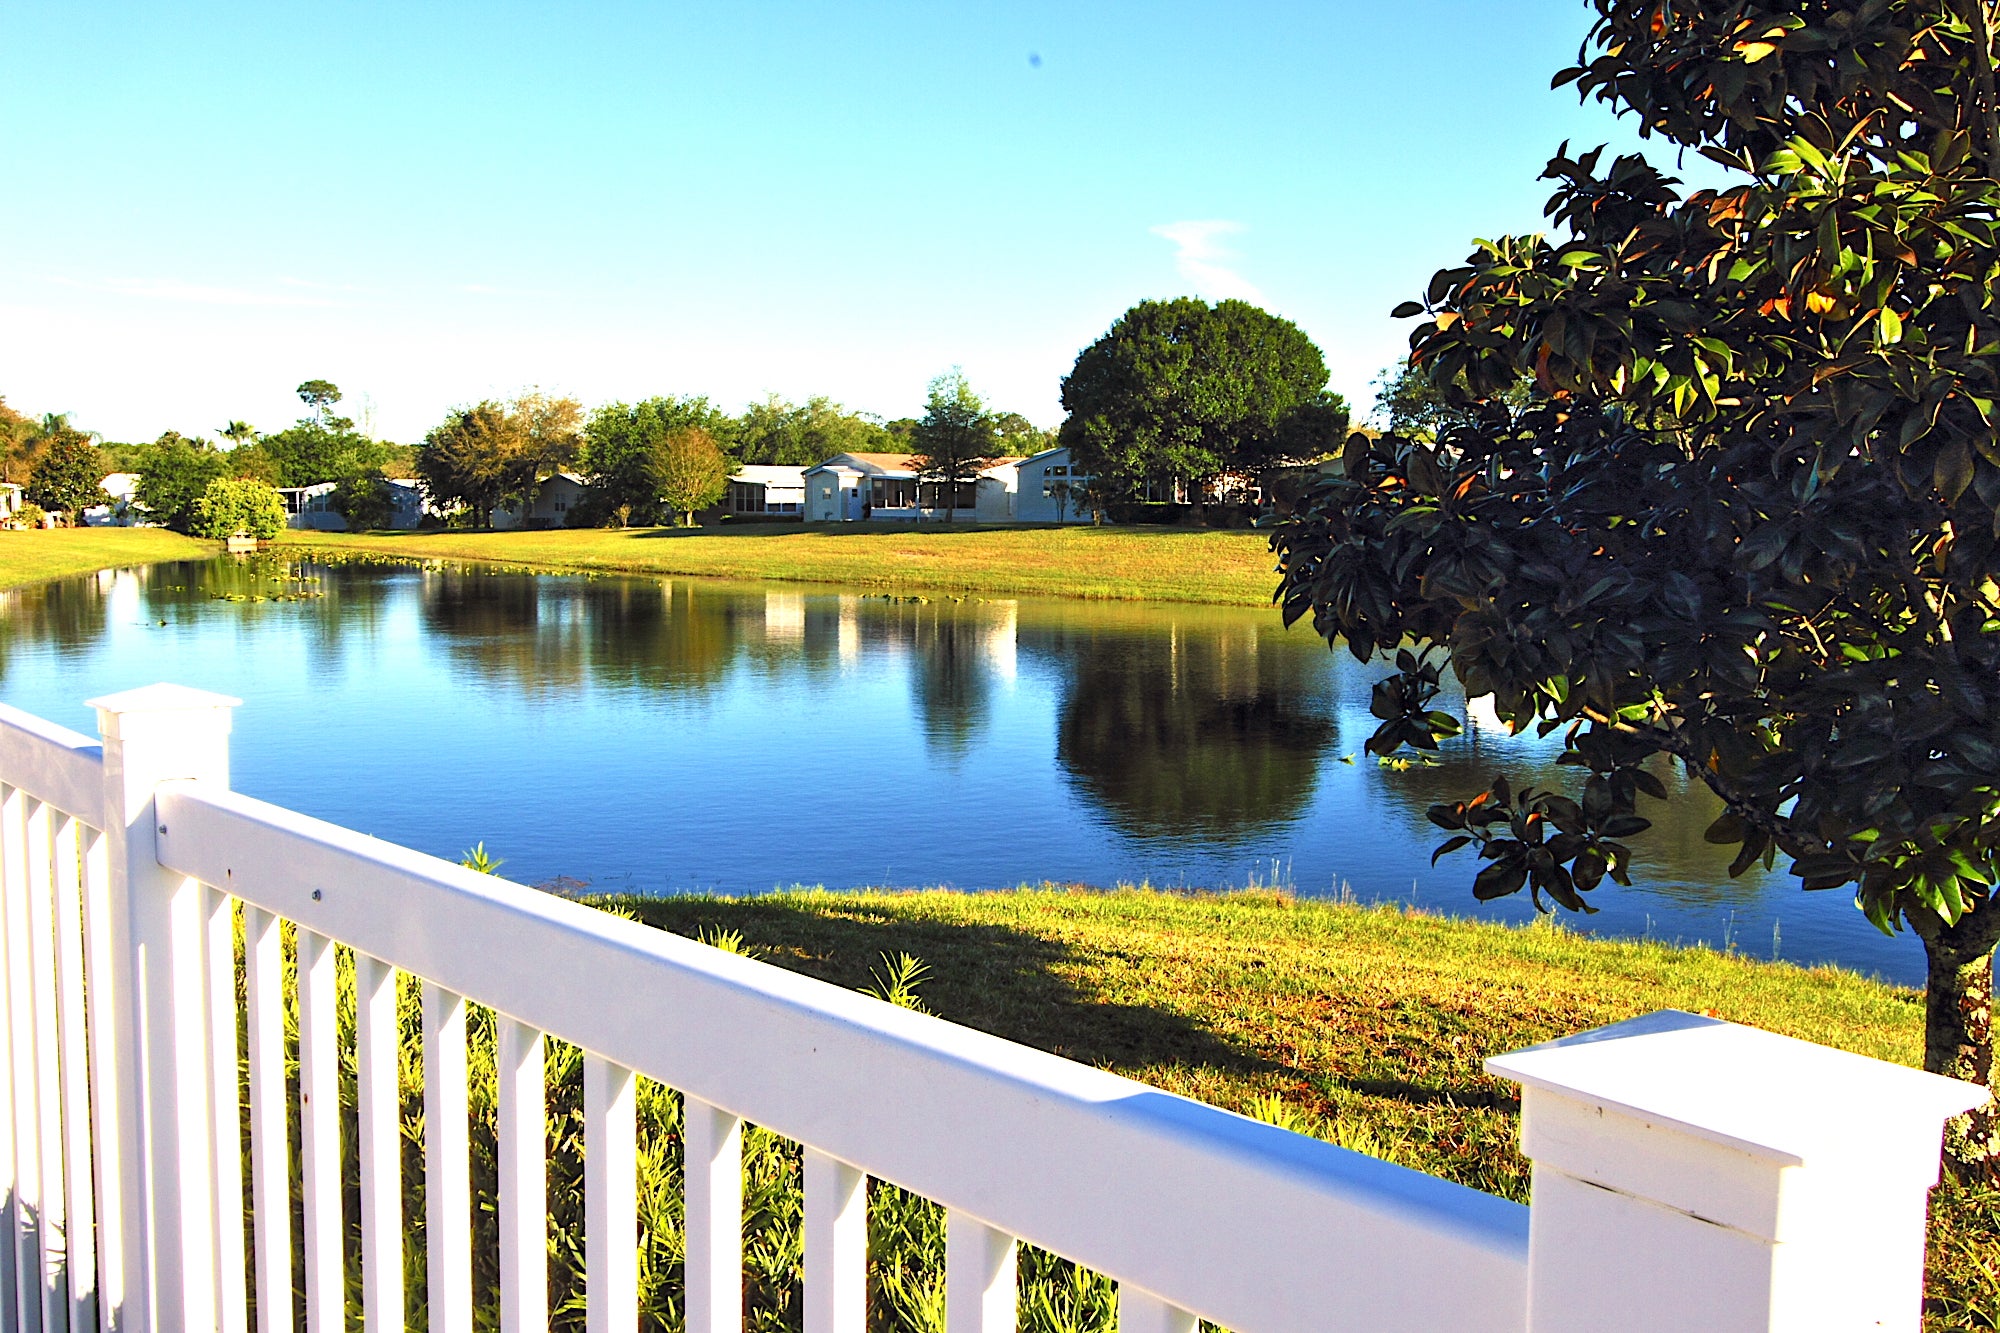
[0,528,217,591]
[274,524,1282,605]
[607,886,1997,1330]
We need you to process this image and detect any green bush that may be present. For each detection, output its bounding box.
[194,477,287,540]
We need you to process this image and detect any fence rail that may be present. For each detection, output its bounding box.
[0,686,1988,1333]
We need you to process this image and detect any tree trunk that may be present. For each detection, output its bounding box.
[1912,897,1999,1180]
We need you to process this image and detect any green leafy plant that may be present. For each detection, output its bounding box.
[192,477,286,540]
[459,842,503,875]
[1272,0,2000,1172]
[863,952,932,1013]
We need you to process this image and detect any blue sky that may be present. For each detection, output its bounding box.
[1,2,1707,444]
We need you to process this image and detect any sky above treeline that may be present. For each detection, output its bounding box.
[1,2,1719,445]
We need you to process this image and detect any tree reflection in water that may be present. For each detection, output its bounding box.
[1027,612,1337,842]
[0,569,115,670]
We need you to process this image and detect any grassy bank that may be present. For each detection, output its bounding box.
[307,886,1987,1331]
[0,528,217,591]
[273,524,1280,605]
[615,888,1993,1330]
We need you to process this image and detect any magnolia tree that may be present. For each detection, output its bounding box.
[1273,0,2000,1171]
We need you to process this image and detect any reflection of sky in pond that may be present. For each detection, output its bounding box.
[0,556,1925,985]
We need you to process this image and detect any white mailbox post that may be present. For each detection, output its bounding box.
[1489,1010,1992,1333]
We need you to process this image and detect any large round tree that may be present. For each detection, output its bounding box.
[1059,297,1345,508]
[1273,0,2000,1172]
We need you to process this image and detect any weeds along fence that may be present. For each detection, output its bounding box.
[0,685,1986,1333]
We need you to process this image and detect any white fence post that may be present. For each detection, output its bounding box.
[91,684,239,1333]
[1489,1009,1993,1333]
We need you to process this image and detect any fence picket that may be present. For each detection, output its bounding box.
[297,929,341,1333]
[1117,1288,1196,1333]
[354,953,402,1333]
[945,1212,1015,1333]
[2,783,44,1333]
[76,824,121,1333]
[497,1018,546,1333]
[242,906,291,1333]
[582,1056,635,1333]
[25,797,64,1333]
[683,1098,741,1333]
[49,816,95,1333]
[802,1150,866,1333]
[424,984,473,1333]
[205,887,248,1333]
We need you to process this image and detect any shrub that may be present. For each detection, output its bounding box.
[193,477,287,540]
[330,471,397,530]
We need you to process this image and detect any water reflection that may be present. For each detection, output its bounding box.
[1027,614,1337,841]
[0,555,1921,981]
[0,567,118,668]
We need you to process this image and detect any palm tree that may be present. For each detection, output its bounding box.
[218,420,256,450]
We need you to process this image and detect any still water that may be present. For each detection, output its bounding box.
[0,555,1924,984]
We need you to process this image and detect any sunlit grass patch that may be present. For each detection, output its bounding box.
[611,886,1990,1330]
[274,525,1280,606]
[0,527,216,590]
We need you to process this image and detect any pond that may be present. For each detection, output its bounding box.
[0,554,1923,984]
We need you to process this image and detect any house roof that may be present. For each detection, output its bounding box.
[1016,444,1070,466]
[804,451,920,476]
[806,451,1021,479]
[730,465,808,485]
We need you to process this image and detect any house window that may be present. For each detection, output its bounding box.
[870,478,916,509]
[1043,465,1091,499]
[917,480,977,509]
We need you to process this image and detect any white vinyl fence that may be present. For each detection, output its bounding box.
[0,684,1987,1333]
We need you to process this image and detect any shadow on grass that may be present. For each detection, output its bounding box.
[619,895,1277,1076]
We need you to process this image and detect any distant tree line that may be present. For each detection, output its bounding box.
[7,292,1355,531]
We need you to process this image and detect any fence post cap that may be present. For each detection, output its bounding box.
[1487,1008,1990,1167]
[86,683,243,716]
[89,684,242,741]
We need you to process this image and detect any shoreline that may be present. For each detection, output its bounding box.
[271,524,1282,606]
[0,528,219,592]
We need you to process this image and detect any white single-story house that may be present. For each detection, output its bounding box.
[0,482,23,525]
[383,478,427,528]
[83,473,147,526]
[723,465,807,518]
[278,483,343,530]
[279,477,431,531]
[495,472,589,529]
[803,452,1021,523]
[1012,445,1096,524]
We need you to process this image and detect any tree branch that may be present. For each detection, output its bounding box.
[1643,723,1823,859]
[1960,0,2000,177]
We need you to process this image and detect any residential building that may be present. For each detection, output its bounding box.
[278,483,344,530]
[723,465,807,519]
[804,452,1022,523]
[1012,445,1095,524]
[495,472,589,529]
[83,473,146,526]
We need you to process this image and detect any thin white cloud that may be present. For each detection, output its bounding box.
[45,274,344,308]
[1149,220,1263,302]
[277,275,361,292]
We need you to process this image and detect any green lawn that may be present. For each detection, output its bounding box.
[609,887,1996,1330]
[0,528,217,591]
[274,523,1282,605]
